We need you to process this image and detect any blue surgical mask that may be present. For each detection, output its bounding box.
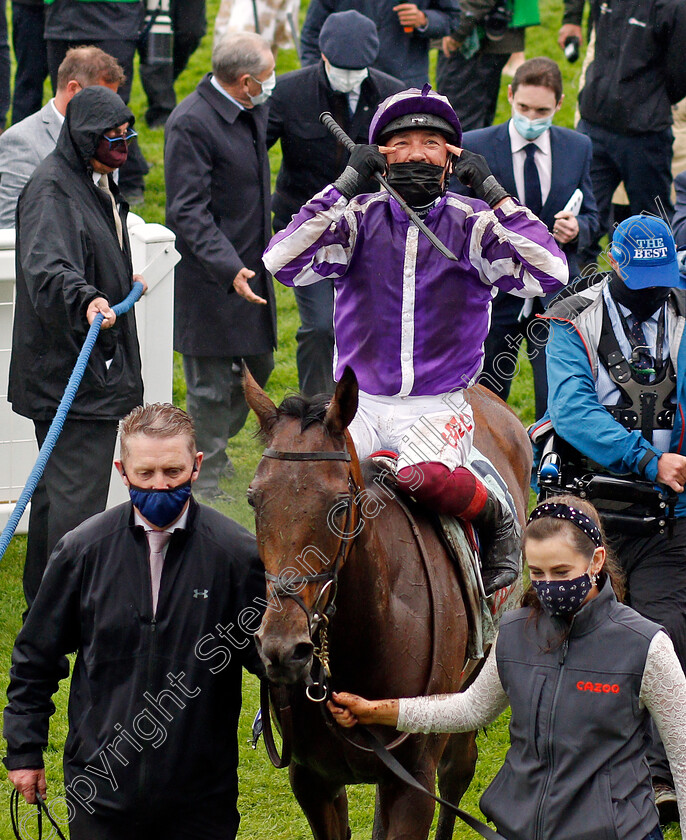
[512,108,553,141]
[129,480,192,528]
[249,71,275,106]
[531,562,594,618]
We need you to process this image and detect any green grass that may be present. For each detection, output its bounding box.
[0,3,681,838]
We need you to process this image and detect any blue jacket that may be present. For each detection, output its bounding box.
[532,277,686,516]
[299,0,460,88]
[451,121,598,279]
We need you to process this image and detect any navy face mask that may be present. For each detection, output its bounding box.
[129,479,192,527]
[531,565,593,619]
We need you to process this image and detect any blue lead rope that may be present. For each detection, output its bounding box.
[0,281,144,561]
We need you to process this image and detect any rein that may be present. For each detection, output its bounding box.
[10,790,67,840]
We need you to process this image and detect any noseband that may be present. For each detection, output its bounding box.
[261,437,362,701]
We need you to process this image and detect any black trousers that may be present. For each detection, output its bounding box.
[607,518,686,787]
[69,805,239,839]
[183,352,273,495]
[11,2,48,124]
[24,418,118,608]
[139,0,206,126]
[479,292,549,420]
[436,50,510,132]
[293,279,335,398]
[576,119,673,264]
[46,38,149,192]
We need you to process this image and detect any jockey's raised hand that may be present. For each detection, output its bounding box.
[450,146,510,209]
[333,144,391,199]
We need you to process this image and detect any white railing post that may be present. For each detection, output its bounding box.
[0,218,180,529]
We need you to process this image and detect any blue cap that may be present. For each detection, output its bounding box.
[610,215,686,289]
[319,10,379,70]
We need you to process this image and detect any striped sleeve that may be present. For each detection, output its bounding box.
[263,185,357,288]
[466,197,569,297]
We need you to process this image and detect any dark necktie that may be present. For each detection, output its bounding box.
[628,317,653,384]
[523,143,542,216]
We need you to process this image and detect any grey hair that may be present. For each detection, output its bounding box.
[212,31,272,84]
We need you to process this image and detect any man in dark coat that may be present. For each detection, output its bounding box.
[8,85,144,608]
[300,0,460,89]
[451,57,598,418]
[267,10,404,396]
[4,403,266,840]
[165,31,277,501]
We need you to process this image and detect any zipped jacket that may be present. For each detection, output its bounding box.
[531,275,686,516]
[3,500,266,819]
[481,580,661,840]
[575,0,686,135]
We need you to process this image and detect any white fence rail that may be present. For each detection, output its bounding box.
[0,214,179,532]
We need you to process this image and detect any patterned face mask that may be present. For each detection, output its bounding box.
[530,561,595,618]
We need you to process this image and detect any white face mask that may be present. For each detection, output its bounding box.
[249,71,276,106]
[325,64,369,93]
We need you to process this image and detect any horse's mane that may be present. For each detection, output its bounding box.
[257,393,335,441]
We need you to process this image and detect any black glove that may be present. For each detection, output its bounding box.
[333,144,387,199]
[452,149,510,208]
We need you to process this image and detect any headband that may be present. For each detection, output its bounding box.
[526,502,603,548]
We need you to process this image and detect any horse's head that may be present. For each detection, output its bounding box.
[245,366,362,685]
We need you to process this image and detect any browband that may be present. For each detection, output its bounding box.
[263,448,351,462]
[527,502,603,548]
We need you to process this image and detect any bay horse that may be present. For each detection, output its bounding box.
[245,366,531,840]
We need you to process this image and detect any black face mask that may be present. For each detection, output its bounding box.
[386,162,446,208]
[609,272,670,322]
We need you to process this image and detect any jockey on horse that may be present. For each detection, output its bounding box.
[264,85,568,595]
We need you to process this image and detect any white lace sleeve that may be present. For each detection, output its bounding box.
[640,630,686,825]
[396,645,509,734]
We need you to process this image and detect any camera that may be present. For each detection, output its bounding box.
[141,0,173,67]
[484,0,512,41]
[564,35,580,63]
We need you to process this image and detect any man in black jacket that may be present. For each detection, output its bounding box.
[4,403,266,840]
[560,0,686,263]
[165,31,277,502]
[300,0,460,89]
[267,10,403,396]
[8,85,145,609]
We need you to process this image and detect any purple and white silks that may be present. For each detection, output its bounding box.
[263,186,568,397]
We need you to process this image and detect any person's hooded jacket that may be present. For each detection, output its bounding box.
[8,86,143,421]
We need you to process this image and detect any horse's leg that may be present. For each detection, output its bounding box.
[376,776,436,840]
[289,762,350,840]
[435,731,479,840]
[372,788,387,840]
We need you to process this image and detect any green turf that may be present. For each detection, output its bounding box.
[0,3,681,837]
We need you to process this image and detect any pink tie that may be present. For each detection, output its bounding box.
[146,530,171,615]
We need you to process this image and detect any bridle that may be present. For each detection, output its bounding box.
[260,432,363,701]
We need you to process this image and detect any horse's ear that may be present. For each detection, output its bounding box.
[324,366,359,435]
[243,363,277,437]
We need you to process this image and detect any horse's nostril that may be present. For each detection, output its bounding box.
[292,642,314,663]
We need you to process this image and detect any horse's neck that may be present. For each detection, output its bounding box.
[328,524,391,666]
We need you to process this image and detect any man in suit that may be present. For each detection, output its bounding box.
[165,31,277,502]
[0,46,124,228]
[452,57,598,418]
[267,10,403,396]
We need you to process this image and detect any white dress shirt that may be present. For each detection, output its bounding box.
[508,118,552,207]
